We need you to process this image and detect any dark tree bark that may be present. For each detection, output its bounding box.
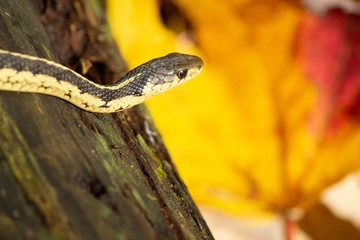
[0,1,214,239]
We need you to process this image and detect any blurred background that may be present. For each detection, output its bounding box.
[106,0,360,239]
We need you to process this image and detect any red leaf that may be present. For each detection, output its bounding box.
[298,9,360,136]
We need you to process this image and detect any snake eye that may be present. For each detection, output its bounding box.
[177,69,188,79]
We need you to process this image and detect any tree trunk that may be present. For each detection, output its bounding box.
[0,1,213,239]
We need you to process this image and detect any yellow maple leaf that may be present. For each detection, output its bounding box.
[107,0,360,217]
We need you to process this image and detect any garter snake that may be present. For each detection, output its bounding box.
[0,50,203,113]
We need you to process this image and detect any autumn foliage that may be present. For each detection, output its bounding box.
[107,0,360,233]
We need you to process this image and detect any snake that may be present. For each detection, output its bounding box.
[0,50,203,113]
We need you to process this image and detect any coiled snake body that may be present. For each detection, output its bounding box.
[0,50,203,113]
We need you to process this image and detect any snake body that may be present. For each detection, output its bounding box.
[0,50,203,113]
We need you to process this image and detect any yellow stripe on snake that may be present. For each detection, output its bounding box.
[0,50,203,113]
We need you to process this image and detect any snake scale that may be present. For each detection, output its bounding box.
[0,50,203,113]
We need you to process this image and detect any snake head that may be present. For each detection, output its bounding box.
[110,52,203,111]
[144,52,204,96]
